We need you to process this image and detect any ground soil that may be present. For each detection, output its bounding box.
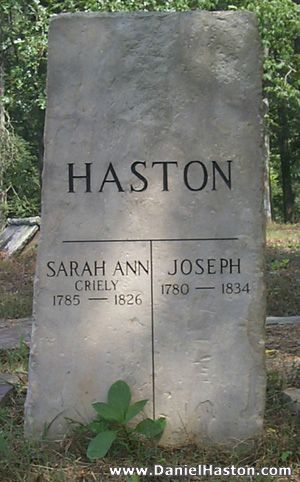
[266,324,300,387]
[266,224,300,316]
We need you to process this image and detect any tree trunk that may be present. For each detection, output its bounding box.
[264,132,272,223]
[278,104,295,223]
[0,61,6,230]
[263,98,272,222]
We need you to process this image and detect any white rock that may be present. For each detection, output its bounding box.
[283,388,300,414]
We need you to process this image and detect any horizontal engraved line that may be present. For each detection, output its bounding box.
[88,297,108,301]
[62,237,239,243]
[195,287,215,290]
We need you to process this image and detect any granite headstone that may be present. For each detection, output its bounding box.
[25,11,266,445]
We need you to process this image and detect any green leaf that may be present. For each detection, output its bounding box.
[92,402,123,422]
[124,399,148,423]
[108,380,131,416]
[134,417,166,438]
[88,419,109,434]
[87,430,117,460]
[281,450,292,462]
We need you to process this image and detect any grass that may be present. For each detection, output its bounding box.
[0,248,36,319]
[266,223,300,316]
[0,223,299,480]
[266,224,300,248]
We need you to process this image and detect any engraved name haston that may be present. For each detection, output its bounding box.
[67,160,233,193]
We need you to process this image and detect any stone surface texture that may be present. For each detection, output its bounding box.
[0,217,40,258]
[266,316,300,325]
[0,318,32,349]
[0,384,14,407]
[0,373,20,385]
[283,388,300,414]
[0,373,19,407]
[25,12,266,445]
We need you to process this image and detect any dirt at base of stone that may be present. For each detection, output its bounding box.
[266,324,300,388]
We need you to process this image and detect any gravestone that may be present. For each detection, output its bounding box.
[25,11,266,445]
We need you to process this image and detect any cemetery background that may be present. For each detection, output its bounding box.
[0,0,299,480]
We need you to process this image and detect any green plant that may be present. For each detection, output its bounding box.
[0,340,29,373]
[0,433,8,456]
[270,257,290,270]
[3,135,40,217]
[86,380,166,460]
[281,450,293,462]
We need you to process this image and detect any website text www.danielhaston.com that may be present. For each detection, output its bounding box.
[109,464,292,478]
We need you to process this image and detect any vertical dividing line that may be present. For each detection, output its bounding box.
[150,240,156,419]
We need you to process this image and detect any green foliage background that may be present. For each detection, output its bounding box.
[0,0,299,221]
